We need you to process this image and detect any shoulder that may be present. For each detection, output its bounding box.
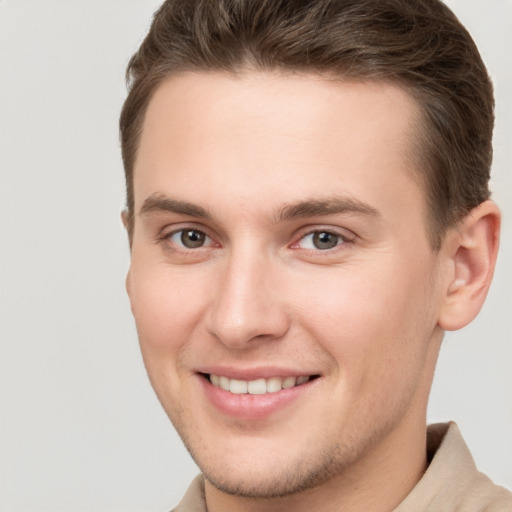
[395,422,512,511]
[170,474,206,512]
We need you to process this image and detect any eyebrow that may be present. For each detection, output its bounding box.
[276,196,380,222]
[140,194,213,220]
[139,193,379,223]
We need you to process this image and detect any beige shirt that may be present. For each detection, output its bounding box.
[172,423,512,511]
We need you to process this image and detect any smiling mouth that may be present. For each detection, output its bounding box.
[204,373,319,395]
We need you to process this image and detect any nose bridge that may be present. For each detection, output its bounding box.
[206,243,289,348]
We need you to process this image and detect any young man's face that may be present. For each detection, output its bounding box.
[127,72,448,497]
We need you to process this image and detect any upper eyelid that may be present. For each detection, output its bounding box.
[294,225,356,242]
[155,224,215,248]
[159,222,213,238]
[166,227,212,239]
[302,228,351,238]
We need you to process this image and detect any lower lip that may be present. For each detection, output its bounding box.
[198,375,316,421]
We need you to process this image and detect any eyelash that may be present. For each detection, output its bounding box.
[291,229,354,251]
[158,226,354,255]
[159,227,217,252]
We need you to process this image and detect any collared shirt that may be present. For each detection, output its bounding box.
[172,423,512,511]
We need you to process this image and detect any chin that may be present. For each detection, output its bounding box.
[202,465,333,498]
[185,439,350,499]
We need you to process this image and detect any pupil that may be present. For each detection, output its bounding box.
[181,230,205,248]
[313,232,338,250]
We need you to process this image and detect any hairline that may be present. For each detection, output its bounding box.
[125,67,450,250]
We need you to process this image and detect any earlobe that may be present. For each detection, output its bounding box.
[438,200,500,331]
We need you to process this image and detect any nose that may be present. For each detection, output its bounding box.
[205,248,290,349]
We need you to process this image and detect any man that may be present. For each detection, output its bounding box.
[119,1,512,510]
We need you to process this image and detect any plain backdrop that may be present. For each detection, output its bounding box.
[1,1,510,510]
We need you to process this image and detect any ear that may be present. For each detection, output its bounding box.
[121,209,134,250]
[438,200,500,331]
[121,209,129,229]
[120,209,133,300]
[125,268,132,298]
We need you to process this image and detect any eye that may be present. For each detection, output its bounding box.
[296,230,347,250]
[168,229,212,249]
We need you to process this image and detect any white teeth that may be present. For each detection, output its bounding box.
[209,374,312,394]
[248,378,266,395]
[229,379,248,394]
[282,376,296,389]
[219,376,230,391]
[266,376,283,393]
[296,375,309,385]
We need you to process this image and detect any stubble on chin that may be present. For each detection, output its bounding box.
[183,428,376,500]
[179,405,412,500]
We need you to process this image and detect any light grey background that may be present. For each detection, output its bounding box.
[0,1,510,510]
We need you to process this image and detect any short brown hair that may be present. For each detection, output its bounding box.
[120,0,494,248]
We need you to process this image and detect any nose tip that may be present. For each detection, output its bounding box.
[206,293,290,349]
[204,258,290,349]
[210,317,281,348]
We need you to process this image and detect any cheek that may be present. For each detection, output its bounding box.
[127,264,210,417]
[292,258,437,380]
[294,265,437,437]
[128,263,206,357]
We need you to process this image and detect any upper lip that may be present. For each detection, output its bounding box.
[196,366,320,380]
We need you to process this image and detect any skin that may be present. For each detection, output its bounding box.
[125,72,500,512]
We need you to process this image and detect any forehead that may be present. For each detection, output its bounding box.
[134,71,424,222]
